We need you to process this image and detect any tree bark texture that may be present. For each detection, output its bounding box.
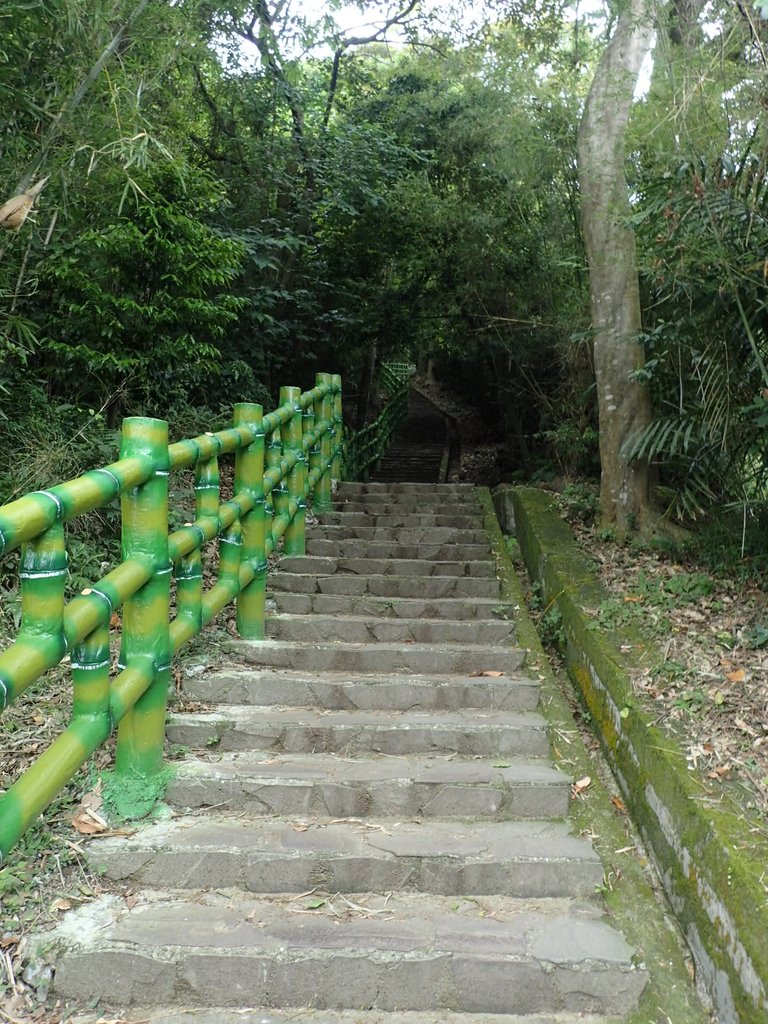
[577,0,657,529]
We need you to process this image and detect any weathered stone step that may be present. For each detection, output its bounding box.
[305,539,492,561]
[268,592,512,620]
[336,501,480,515]
[338,494,478,508]
[318,512,482,529]
[73,1009,619,1024]
[337,482,476,494]
[183,668,541,713]
[279,555,496,578]
[228,638,524,676]
[50,891,645,1014]
[166,706,548,757]
[264,612,515,646]
[311,525,489,544]
[166,752,568,819]
[269,571,500,599]
[91,816,603,898]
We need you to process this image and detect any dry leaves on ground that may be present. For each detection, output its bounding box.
[563,506,768,822]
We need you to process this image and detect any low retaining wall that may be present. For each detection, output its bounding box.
[495,485,767,1024]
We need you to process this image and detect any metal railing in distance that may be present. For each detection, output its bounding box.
[345,362,411,481]
[380,362,415,395]
[0,372,343,858]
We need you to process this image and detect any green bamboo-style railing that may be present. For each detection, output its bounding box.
[345,362,411,481]
[0,372,342,858]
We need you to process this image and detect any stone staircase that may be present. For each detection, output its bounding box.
[47,482,647,1022]
[371,390,448,482]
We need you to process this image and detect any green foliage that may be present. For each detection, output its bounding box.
[34,166,246,415]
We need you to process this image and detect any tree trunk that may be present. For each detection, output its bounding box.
[577,0,657,531]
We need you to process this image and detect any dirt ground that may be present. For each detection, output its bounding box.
[562,497,768,825]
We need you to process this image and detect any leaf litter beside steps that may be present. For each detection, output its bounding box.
[540,489,768,829]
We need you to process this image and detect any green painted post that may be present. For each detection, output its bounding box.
[176,545,203,638]
[331,373,343,483]
[196,438,221,522]
[218,519,242,591]
[71,620,111,735]
[314,372,334,512]
[280,385,306,556]
[265,428,281,529]
[114,417,172,799]
[17,520,68,676]
[234,403,267,639]
[302,405,315,496]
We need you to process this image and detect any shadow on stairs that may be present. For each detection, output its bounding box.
[371,390,452,483]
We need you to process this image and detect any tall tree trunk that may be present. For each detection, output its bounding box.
[577,0,657,531]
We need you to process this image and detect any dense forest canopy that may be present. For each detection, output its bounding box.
[3,0,768,553]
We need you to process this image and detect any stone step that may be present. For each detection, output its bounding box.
[318,512,482,529]
[337,483,476,495]
[166,752,569,819]
[73,1009,619,1024]
[268,592,513,620]
[183,668,541,713]
[268,571,500,599]
[50,891,646,1014]
[373,470,445,483]
[228,639,525,676]
[310,525,489,544]
[278,555,497,578]
[337,494,477,508]
[305,539,492,561]
[91,816,604,898]
[264,612,515,646]
[166,706,548,757]
[335,501,480,515]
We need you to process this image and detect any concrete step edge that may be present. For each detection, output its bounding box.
[48,891,646,1013]
[181,668,542,712]
[73,1009,619,1024]
[88,815,604,897]
[165,707,549,756]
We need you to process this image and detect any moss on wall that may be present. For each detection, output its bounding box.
[496,484,768,1024]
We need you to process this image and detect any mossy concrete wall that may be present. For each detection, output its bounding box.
[495,485,768,1024]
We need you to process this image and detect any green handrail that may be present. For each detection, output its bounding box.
[345,362,410,481]
[0,371,343,858]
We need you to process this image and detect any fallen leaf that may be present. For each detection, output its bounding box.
[726,668,746,683]
[292,824,309,832]
[80,788,103,811]
[71,807,108,835]
[571,776,592,797]
[305,899,326,909]
[623,595,644,603]
[49,897,72,913]
[611,795,627,812]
